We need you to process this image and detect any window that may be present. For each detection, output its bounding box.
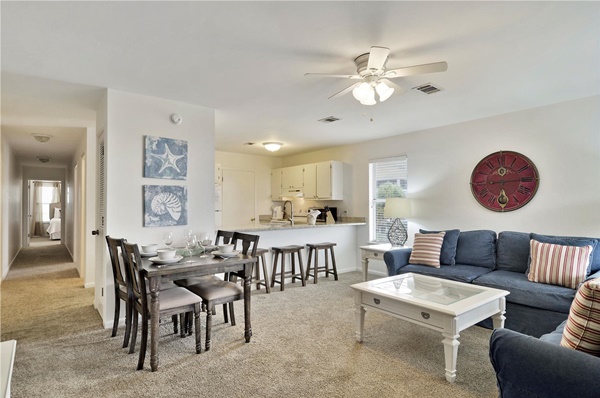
[41,186,56,222]
[369,156,408,243]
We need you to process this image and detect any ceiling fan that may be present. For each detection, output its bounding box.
[305,46,447,105]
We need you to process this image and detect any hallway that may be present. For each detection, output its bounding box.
[1,238,99,343]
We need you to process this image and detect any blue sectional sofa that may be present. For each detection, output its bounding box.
[383,230,600,337]
[489,324,600,398]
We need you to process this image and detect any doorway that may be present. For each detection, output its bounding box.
[27,180,62,246]
[221,169,256,228]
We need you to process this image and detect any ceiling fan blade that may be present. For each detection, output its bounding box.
[384,61,448,78]
[328,83,359,99]
[367,46,390,73]
[380,79,405,95]
[305,73,362,79]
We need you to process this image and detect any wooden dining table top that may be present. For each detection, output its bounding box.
[141,253,257,281]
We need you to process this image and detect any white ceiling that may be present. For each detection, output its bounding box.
[2,1,599,163]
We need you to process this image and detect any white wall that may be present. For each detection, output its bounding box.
[1,133,23,279]
[286,96,600,267]
[99,89,215,327]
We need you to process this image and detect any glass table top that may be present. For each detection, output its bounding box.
[371,275,481,306]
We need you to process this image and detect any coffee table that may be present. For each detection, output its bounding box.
[351,273,509,382]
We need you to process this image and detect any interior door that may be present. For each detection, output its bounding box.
[222,169,255,228]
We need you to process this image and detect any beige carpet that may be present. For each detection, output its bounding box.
[1,242,499,398]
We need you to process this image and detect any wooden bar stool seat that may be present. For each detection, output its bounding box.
[271,245,306,291]
[305,242,339,284]
[253,248,271,293]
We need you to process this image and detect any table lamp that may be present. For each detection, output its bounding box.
[383,198,412,246]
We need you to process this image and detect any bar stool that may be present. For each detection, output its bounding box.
[271,245,306,291]
[305,242,339,284]
[253,248,271,293]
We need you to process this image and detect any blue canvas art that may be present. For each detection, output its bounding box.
[143,185,188,227]
[144,136,188,180]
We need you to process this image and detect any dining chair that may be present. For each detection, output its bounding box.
[105,236,132,348]
[121,241,203,370]
[176,229,235,322]
[179,232,259,351]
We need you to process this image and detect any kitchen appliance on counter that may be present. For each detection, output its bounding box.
[271,205,283,220]
[309,207,337,223]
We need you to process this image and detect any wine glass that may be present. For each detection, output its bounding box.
[185,234,198,262]
[162,231,173,248]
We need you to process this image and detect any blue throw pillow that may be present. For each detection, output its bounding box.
[419,229,460,266]
[528,233,598,275]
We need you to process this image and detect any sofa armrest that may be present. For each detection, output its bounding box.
[383,248,412,276]
[489,328,600,398]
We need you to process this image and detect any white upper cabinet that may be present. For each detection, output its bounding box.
[281,165,304,189]
[316,161,343,200]
[299,161,344,200]
[271,168,283,200]
[303,164,317,199]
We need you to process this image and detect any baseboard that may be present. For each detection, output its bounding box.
[84,282,95,289]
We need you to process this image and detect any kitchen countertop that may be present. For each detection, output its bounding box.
[227,220,366,233]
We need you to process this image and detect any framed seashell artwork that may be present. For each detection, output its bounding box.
[143,185,188,227]
[144,135,188,180]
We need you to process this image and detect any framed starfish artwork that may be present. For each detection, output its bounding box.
[144,135,188,180]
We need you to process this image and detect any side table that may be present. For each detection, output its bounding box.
[359,243,395,281]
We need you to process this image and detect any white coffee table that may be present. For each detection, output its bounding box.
[351,273,509,382]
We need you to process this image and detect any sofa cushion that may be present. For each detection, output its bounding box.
[531,233,599,273]
[539,320,566,345]
[561,278,600,356]
[454,230,497,269]
[419,229,460,265]
[528,239,593,289]
[473,270,575,314]
[408,232,445,268]
[496,231,530,273]
[397,264,492,283]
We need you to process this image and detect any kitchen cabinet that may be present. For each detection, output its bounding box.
[281,166,304,189]
[302,161,344,200]
[271,168,283,200]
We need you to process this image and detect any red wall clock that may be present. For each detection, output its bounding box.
[470,151,539,212]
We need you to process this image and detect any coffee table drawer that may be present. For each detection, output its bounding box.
[362,292,444,328]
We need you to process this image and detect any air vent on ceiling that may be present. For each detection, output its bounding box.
[412,83,443,95]
[318,116,340,123]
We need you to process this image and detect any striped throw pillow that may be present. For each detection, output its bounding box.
[409,232,446,268]
[528,239,593,289]
[561,278,600,356]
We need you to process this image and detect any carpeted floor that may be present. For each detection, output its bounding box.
[1,241,500,398]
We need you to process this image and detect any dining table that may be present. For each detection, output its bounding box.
[141,252,257,371]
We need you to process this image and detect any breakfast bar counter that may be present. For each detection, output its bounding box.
[221,219,367,275]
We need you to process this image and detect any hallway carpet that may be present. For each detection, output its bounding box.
[1,243,499,398]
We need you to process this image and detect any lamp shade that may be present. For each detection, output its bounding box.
[384,198,411,218]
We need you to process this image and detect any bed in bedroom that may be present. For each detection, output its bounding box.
[47,203,61,240]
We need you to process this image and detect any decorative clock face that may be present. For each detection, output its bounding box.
[470,151,539,212]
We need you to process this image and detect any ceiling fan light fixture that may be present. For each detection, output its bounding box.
[263,142,283,152]
[375,81,394,102]
[352,82,371,102]
[359,87,376,106]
